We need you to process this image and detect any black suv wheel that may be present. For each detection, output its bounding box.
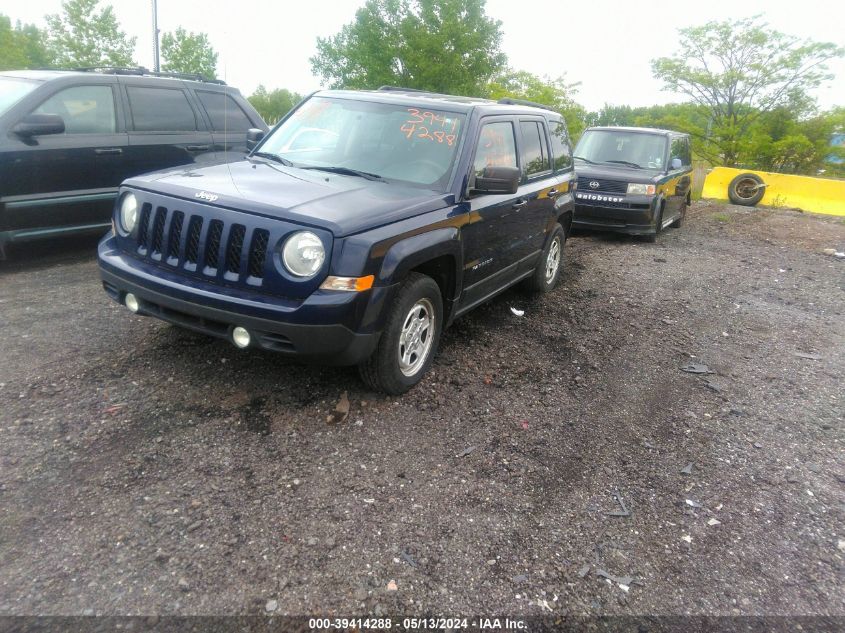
[359,273,443,395]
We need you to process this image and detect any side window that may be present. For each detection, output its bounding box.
[196,91,252,132]
[548,120,572,171]
[473,121,517,178]
[33,85,116,134]
[671,137,691,167]
[519,120,551,177]
[127,86,198,132]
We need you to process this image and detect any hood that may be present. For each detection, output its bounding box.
[123,159,453,237]
[574,161,664,184]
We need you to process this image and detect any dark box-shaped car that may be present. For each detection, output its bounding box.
[98,88,576,393]
[572,126,692,241]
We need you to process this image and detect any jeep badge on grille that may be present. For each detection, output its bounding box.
[195,191,219,202]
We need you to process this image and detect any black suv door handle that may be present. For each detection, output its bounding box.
[512,199,528,209]
[95,147,123,155]
[186,145,210,152]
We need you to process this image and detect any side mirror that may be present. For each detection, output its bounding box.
[670,157,683,170]
[13,113,65,138]
[473,166,521,195]
[246,128,266,151]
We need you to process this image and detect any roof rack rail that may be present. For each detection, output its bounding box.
[496,97,557,112]
[71,66,227,85]
[377,85,429,93]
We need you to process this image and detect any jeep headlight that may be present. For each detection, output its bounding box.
[282,231,325,277]
[118,193,139,233]
[627,183,656,195]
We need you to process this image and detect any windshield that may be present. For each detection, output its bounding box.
[574,130,668,170]
[257,96,466,190]
[0,77,39,116]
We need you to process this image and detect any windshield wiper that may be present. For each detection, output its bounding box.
[604,160,643,169]
[573,155,598,165]
[251,151,294,167]
[300,165,385,182]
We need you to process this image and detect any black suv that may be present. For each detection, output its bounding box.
[0,68,267,258]
[98,88,575,394]
[572,126,692,241]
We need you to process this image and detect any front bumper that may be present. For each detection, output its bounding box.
[573,193,658,235]
[98,234,390,365]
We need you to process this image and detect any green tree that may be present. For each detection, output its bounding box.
[247,85,302,124]
[651,15,843,166]
[45,0,135,68]
[487,70,587,139]
[161,28,218,79]
[311,0,506,96]
[0,15,50,70]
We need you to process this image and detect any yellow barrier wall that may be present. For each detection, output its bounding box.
[701,167,845,216]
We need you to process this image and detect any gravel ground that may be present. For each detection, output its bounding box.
[0,201,843,618]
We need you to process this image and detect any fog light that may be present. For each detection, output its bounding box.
[125,293,139,313]
[232,326,251,348]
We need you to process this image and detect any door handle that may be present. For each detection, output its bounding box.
[512,199,528,209]
[186,145,210,152]
[95,147,122,155]
[547,189,559,198]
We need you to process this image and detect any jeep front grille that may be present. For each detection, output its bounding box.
[133,204,270,284]
[204,220,224,270]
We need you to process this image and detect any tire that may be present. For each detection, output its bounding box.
[522,224,565,294]
[670,197,688,228]
[728,173,765,206]
[359,273,443,395]
[641,204,663,242]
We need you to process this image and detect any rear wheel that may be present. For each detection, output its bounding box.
[728,173,765,206]
[522,224,564,293]
[359,273,443,395]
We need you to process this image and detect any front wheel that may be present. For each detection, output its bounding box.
[670,197,688,228]
[359,273,443,395]
[641,204,663,243]
[522,224,565,294]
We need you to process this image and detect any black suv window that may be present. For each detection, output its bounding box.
[33,85,116,134]
[548,120,572,171]
[473,121,517,177]
[520,120,550,177]
[127,86,198,132]
[196,91,252,132]
[671,136,691,167]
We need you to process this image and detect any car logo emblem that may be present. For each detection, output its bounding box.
[589,181,600,189]
[195,191,218,202]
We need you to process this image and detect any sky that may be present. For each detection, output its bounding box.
[8,0,845,112]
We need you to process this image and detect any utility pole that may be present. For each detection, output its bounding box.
[152,0,160,72]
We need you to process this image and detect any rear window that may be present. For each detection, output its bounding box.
[196,91,252,132]
[520,120,550,176]
[0,77,39,116]
[549,120,572,171]
[127,86,198,132]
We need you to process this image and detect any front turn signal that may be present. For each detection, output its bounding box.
[319,275,375,292]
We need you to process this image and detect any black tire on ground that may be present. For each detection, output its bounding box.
[641,204,663,242]
[670,196,688,228]
[728,173,765,206]
[522,224,565,294]
[358,272,443,395]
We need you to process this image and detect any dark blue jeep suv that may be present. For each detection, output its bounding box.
[98,88,575,393]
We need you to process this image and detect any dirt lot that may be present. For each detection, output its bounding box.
[0,202,843,619]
